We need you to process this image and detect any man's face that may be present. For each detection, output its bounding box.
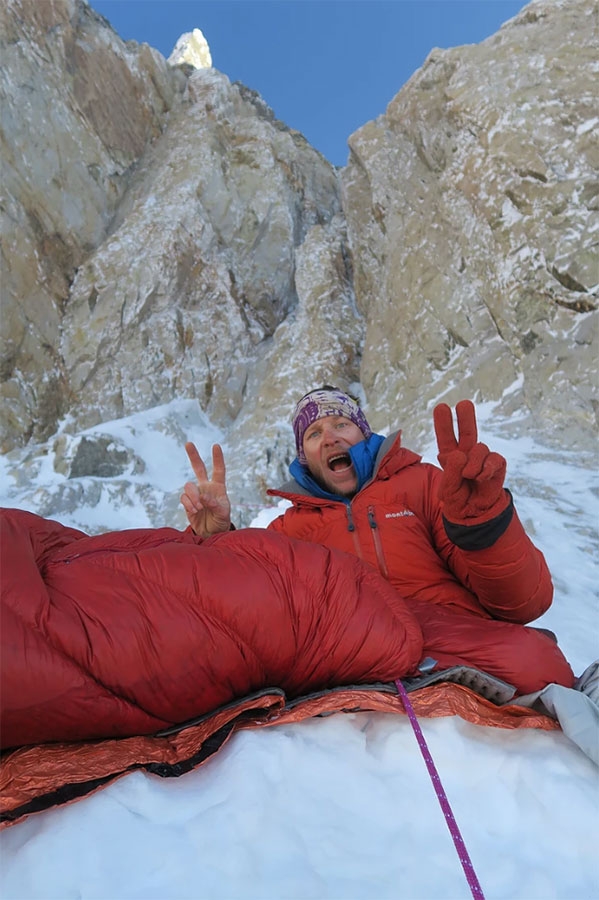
[302,415,364,496]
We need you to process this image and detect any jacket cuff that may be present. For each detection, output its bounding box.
[443,491,514,550]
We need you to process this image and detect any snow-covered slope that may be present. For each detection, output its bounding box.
[0,399,597,900]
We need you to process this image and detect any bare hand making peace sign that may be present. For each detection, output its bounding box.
[181,443,232,537]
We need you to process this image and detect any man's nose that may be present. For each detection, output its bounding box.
[322,426,339,444]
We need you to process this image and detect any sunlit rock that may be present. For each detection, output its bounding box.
[168,28,212,69]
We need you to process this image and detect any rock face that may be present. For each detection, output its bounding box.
[1,0,182,447]
[342,0,598,449]
[1,0,597,526]
[60,68,342,442]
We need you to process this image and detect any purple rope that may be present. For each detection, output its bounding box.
[395,679,485,900]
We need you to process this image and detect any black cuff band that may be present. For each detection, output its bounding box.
[443,491,514,550]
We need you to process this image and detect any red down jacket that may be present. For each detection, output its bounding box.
[268,431,553,623]
[1,507,573,750]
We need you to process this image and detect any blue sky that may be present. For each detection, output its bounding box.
[90,1,528,166]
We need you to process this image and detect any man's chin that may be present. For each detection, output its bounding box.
[336,486,358,498]
[309,464,358,498]
[323,475,358,498]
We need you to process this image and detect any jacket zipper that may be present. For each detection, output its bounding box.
[346,504,364,559]
[367,505,390,579]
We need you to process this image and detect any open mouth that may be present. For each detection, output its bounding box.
[327,453,352,473]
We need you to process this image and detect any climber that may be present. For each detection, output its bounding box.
[182,388,553,627]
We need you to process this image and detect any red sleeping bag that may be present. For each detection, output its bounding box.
[0,508,424,748]
[0,508,574,749]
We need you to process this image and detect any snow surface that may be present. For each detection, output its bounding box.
[1,399,598,900]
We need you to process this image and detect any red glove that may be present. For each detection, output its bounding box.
[433,400,509,525]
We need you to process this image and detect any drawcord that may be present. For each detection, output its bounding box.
[395,679,486,900]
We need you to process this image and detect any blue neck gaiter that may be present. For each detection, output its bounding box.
[288,433,386,503]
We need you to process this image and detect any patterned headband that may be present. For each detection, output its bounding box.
[292,388,372,464]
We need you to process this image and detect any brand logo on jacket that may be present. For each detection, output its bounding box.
[385,510,415,518]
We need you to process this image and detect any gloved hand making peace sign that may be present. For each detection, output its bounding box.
[433,400,510,525]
